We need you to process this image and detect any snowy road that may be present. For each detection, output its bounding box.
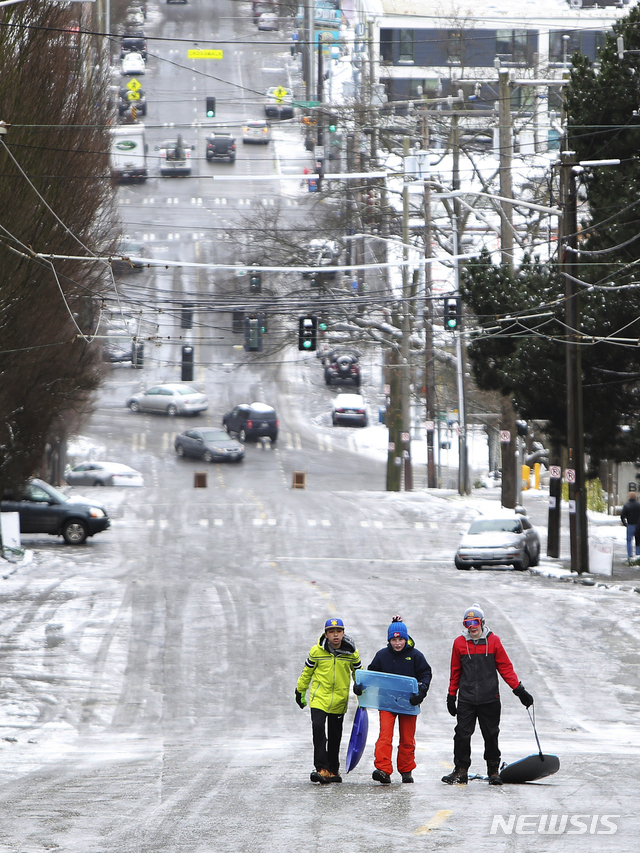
[1,457,639,851]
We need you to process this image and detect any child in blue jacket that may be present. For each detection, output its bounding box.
[358,615,432,784]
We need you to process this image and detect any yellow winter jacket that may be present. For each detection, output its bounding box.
[297,634,362,714]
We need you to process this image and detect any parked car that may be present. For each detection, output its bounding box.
[264,86,294,119]
[1,478,110,545]
[454,513,541,571]
[120,36,147,59]
[175,429,244,462]
[121,52,145,75]
[127,383,208,416]
[65,462,144,487]
[118,86,147,116]
[205,130,236,162]
[257,11,279,29]
[157,136,194,176]
[302,239,340,281]
[332,393,367,427]
[222,402,278,442]
[324,351,361,387]
[242,120,271,144]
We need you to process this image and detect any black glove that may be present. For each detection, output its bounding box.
[409,683,428,705]
[295,689,306,709]
[513,683,534,708]
[353,682,364,696]
[447,694,457,717]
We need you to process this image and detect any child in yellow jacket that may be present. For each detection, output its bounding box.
[296,617,362,783]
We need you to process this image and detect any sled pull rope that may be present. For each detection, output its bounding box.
[527,704,545,760]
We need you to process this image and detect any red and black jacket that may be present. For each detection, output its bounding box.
[447,631,520,705]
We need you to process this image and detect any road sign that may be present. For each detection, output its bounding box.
[425,420,434,431]
[292,100,321,108]
[127,78,142,91]
[127,91,140,101]
[401,432,410,442]
[549,465,562,478]
[314,146,324,159]
[500,430,511,443]
[272,86,289,102]
[188,49,223,59]
[565,468,576,483]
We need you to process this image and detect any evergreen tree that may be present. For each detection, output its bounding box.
[462,6,640,470]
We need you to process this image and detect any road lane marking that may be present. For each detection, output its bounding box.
[415,522,424,528]
[414,810,453,835]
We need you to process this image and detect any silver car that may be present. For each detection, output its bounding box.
[65,462,144,487]
[455,514,540,571]
[242,120,271,144]
[127,383,208,416]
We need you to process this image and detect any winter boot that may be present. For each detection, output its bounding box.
[487,764,503,786]
[401,772,414,783]
[441,766,468,785]
[326,772,342,783]
[372,768,392,784]
[310,768,333,784]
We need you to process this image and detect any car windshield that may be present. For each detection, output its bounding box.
[468,519,521,534]
[201,430,232,442]
[27,482,68,503]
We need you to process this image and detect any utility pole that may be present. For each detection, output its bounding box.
[497,67,517,508]
[560,151,589,574]
[303,0,315,104]
[451,115,469,495]
[401,135,413,490]
[423,112,437,488]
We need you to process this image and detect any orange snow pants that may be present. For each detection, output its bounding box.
[374,710,417,775]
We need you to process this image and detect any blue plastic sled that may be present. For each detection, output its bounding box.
[354,670,420,716]
[345,706,369,773]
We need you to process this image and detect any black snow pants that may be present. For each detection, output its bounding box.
[310,707,344,775]
[454,699,501,770]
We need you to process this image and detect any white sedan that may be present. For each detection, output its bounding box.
[121,52,145,75]
[65,462,144,487]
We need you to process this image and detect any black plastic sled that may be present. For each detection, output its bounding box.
[499,753,560,784]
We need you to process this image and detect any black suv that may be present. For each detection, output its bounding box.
[1,478,110,545]
[222,403,278,442]
[206,131,236,163]
[324,351,361,387]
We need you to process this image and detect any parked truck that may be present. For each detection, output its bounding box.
[110,124,148,183]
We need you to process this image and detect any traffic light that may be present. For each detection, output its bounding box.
[181,345,194,382]
[249,270,262,293]
[318,317,328,333]
[298,315,318,351]
[444,297,461,332]
[244,317,262,352]
[206,96,216,117]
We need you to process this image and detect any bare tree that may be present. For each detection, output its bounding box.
[0,0,116,492]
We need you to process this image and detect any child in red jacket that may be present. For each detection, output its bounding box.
[442,604,533,786]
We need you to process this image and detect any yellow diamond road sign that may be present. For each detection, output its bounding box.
[273,85,288,102]
[127,78,142,92]
[127,90,141,101]
[188,49,223,59]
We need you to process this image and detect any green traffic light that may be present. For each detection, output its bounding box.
[318,322,327,331]
[302,340,312,349]
[329,125,336,132]
[446,319,457,328]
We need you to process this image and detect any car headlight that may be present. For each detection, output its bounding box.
[89,508,105,518]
